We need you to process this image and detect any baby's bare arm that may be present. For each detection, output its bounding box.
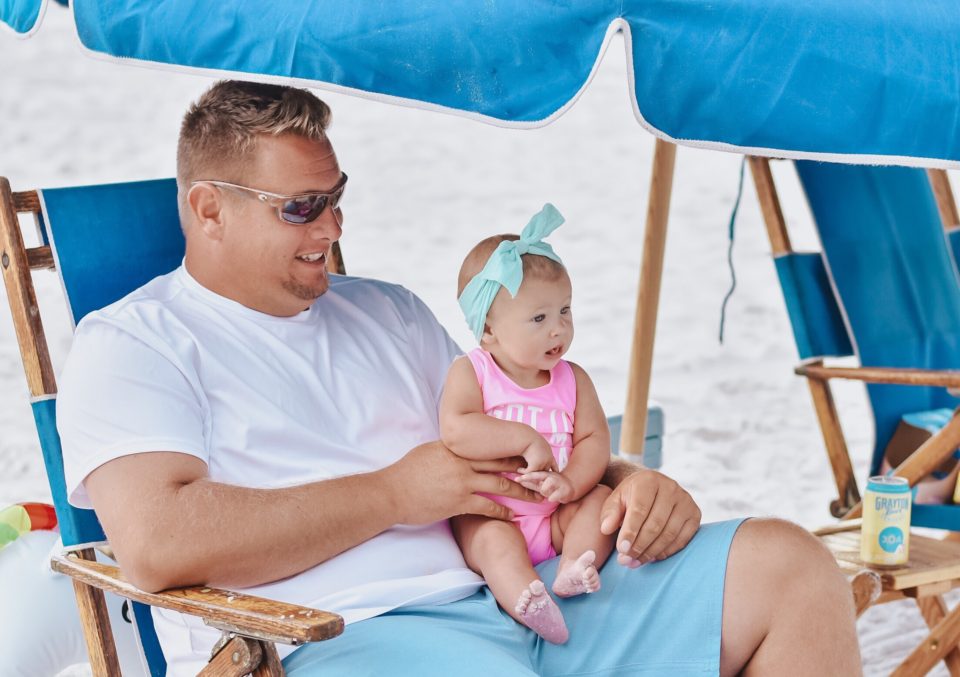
[440,356,553,465]
[559,363,611,499]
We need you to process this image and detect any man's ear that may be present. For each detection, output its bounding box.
[187,183,227,240]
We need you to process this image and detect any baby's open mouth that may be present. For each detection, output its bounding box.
[546,345,562,356]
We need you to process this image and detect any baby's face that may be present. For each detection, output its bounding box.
[485,270,574,374]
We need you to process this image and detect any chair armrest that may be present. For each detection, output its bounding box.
[51,551,344,645]
[796,363,960,389]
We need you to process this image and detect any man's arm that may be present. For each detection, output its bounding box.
[598,456,703,566]
[86,442,538,592]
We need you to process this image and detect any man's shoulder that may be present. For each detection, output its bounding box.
[327,274,425,313]
[328,274,414,300]
[74,267,184,337]
[326,274,447,337]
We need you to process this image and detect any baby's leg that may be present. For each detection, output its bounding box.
[452,515,568,644]
[550,484,616,597]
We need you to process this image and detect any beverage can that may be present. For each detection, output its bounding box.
[860,475,911,567]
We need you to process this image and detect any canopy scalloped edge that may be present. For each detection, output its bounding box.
[59,5,960,170]
[0,0,48,39]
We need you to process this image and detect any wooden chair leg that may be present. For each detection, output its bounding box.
[893,601,960,677]
[916,596,960,677]
[200,635,265,677]
[252,640,285,676]
[200,634,285,676]
[72,549,121,676]
[805,373,860,516]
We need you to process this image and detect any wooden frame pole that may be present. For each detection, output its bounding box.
[747,157,792,255]
[893,604,960,677]
[1,179,125,674]
[917,596,960,676]
[747,158,863,516]
[929,169,960,231]
[620,139,676,462]
[71,551,122,675]
[0,178,56,396]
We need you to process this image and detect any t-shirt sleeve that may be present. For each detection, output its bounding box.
[57,321,208,509]
[399,289,463,404]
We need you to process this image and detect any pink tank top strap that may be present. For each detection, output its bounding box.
[466,348,490,388]
[550,359,577,414]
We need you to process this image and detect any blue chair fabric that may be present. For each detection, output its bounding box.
[41,179,183,327]
[773,253,854,361]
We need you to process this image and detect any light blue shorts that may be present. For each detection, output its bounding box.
[284,519,745,676]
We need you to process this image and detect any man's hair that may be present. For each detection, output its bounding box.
[177,80,332,217]
[457,234,567,298]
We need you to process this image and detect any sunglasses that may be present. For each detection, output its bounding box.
[192,173,348,225]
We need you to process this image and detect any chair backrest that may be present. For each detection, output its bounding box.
[42,180,185,329]
[795,163,960,467]
[6,178,184,676]
[782,163,960,528]
[37,179,184,547]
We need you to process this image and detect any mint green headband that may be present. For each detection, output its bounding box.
[458,203,565,341]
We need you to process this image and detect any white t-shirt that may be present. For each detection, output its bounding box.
[57,265,483,674]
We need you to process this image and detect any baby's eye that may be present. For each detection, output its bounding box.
[560,306,571,315]
[533,314,546,323]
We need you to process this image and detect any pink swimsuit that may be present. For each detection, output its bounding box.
[466,348,576,565]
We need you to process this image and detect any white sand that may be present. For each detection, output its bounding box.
[0,7,953,675]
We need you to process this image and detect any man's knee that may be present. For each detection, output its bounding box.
[733,518,849,595]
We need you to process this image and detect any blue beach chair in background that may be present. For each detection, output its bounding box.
[0,176,663,674]
[748,158,960,675]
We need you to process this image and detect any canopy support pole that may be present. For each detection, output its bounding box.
[620,139,676,463]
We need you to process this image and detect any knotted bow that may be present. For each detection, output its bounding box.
[458,203,565,341]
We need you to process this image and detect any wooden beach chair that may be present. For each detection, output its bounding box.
[749,158,960,676]
[0,177,348,675]
[0,176,665,674]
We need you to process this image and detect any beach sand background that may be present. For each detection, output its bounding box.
[1,7,955,675]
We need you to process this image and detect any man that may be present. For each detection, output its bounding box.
[58,80,861,675]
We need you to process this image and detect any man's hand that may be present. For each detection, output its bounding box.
[516,470,575,503]
[599,466,701,567]
[384,441,541,525]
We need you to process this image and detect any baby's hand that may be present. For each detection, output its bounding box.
[519,436,557,473]
[517,471,576,503]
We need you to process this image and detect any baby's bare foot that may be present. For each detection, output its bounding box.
[552,550,600,597]
[515,579,569,644]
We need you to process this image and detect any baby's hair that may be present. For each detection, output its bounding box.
[457,234,567,298]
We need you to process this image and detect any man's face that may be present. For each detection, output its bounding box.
[213,133,344,316]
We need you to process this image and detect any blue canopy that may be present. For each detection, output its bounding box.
[0,0,47,36]
[3,0,960,167]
